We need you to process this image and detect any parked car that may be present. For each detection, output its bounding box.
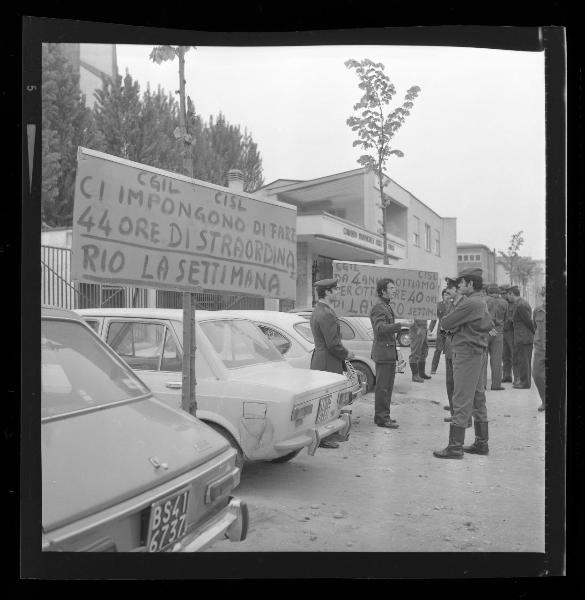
[41,306,248,552]
[77,309,352,465]
[224,310,366,403]
[287,309,407,392]
[289,308,412,350]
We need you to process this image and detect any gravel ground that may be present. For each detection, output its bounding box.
[207,359,545,553]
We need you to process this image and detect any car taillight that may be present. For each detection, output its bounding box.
[291,401,313,422]
[205,468,240,504]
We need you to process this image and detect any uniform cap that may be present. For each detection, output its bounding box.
[444,277,457,286]
[458,267,483,279]
[487,284,500,294]
[508,285,520,294]
[313,278,338,290]
[499,284,510,292]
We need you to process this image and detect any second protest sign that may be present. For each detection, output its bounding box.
[332,260,438,319]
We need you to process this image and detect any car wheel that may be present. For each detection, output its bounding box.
[205,422,245,471]
[397,330,411,347]
[351,361,374,393]
[270,449,302,463]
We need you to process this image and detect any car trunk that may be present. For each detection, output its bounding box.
[42,397,229,532]
[227,364,348,396]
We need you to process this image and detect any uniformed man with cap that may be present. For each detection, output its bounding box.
[482,284,508,390]
[369,277,403,428]
[501,284,517,383]
[433,267,494,459]
[310,278,355,448]
[507,285,535,388]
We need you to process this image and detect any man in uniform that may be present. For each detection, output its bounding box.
[369,278,403,428]
[409,320,430,382]
[483,284,508,391]
[440,278,458,422]
[433,267,494,459]
[532,285,546,411]
[310,278,355,448]
[501,284,517,383]
[430,290,450,374]
[508,285,535,389]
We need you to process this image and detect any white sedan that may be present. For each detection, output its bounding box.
[77,309,352,465]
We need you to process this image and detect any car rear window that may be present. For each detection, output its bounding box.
[41,319,150,419]
[200,319,284,369]
[293,321,314,343]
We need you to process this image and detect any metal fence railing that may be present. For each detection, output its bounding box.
[42,245,271,312]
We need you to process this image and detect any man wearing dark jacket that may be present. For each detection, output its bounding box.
[508,286,535,389]
[532,286,546,411]
[369,278,403,428]
[483,284,508,390]
[433,267,494,459]
[501,285,517,383]
[310,278,355,448]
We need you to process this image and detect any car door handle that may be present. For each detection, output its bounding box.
[166,381,182,389]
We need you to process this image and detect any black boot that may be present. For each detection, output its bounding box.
[433,424,465,459]
[410,362,424,383]
[463,421,489,455]
[418,361,431,379]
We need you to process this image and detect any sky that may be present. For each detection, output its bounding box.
[116,44,546,260]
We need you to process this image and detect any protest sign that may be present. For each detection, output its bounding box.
[332,261,438,318]
[71,148,297,299]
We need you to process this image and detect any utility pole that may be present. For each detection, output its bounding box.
[177,47,197,415]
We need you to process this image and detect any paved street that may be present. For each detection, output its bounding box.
[207,357,545,553]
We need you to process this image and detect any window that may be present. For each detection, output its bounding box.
[200,319,284,369]
[161,331,182,372]
[257,324,292,355]
[464,255,469,261]
[328,208,347,219]
[293,322,314,343]
[41,319,149,419]
[84,319,100,333]
[457,255,462,262]
[106,321,165,371]
[412,216,420,247]
[476,254,481,261]
[434,230,440,256]
[338,319,356,340]
[425,224,431,252]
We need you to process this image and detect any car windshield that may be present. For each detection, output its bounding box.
[349,317,374,340]
[41,319,150,419]
[293,321,314,343]
[200,319,284,369]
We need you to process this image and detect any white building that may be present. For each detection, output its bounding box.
[257,168,457,308]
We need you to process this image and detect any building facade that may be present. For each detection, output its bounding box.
[457,243,497,284]
[258,168,457,308]
[60,43,118,108]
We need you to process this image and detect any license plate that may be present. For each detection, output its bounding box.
[146,488,190,552]
[315,394,332,424]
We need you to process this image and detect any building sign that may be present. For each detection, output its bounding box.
[71,148,297,299]
[332,260,438,318]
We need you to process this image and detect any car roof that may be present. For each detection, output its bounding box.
[224,310,310,325]
[42,305,84,321]
[75,307,252,322]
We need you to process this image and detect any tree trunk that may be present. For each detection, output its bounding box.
[378,169,388,265]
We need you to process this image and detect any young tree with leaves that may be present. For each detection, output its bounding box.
[346,58,421,264]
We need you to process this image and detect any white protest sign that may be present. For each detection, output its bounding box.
[71,148,297,299]
[332,261,438,318]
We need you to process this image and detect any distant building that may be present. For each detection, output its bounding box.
[457,243,497,284]
[60,43,118,108]
[258,168,457,308]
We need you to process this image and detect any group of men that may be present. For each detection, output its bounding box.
[308,268,546,458]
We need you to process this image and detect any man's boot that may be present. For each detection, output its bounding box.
[418,361,432,379]
[433,424,465,459]
[410,362,424,383]
[463,421,489,455]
